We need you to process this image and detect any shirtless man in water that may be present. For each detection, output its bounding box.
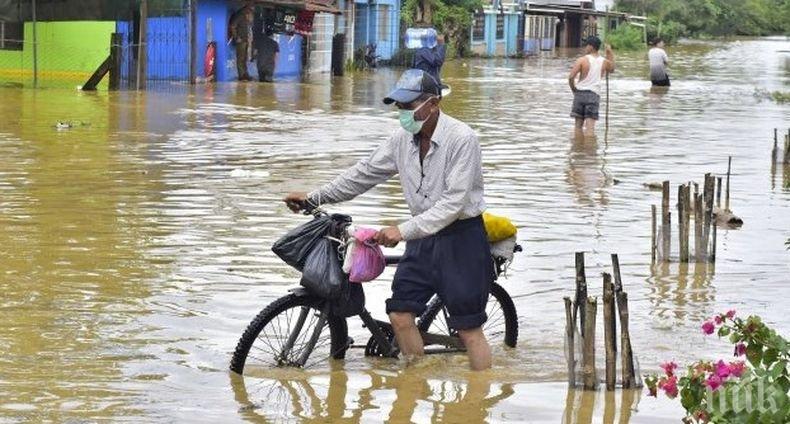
[568,36,615,137]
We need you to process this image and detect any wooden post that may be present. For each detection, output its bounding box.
[684,184,691,262]
[785,132,790,164]
[564,297,576,387]
[702,174,715,261]
[575,252,588,337]
[694,192,703,262]
[725,157,731,211]
[32,0,38,88]
[711,215,718,262]
[109,33,122,90]
[611,254,623,293]
[189,0,197,85]
[603,274,616,391]
[678,184,689,262]
[661,181,670,261]
[716,177,722,209]
[651,205,657,263]
[617,291,637,388]
[582,296,598,390]
[773,129,779,164]
[136,0,148,90]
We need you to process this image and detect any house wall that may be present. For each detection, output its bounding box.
[196,0,232,82]
[353,0,399,60]
[470,12,519,57]
[308,14,335,74]
[0,21,114,88]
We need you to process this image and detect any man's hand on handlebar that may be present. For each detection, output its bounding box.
[283,192,309,213]
[375,226,402,248]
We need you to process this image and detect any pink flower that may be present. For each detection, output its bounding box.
[728,361,746,378]
[714,315,723,325]
[715,360,731,379]
[725,310,736,319]
[660,361,678,376]
[734,343,746,357]
[706,374,723,391]
[659,375,679,398]
[702,321,716,335]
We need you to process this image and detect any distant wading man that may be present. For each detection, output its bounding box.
[284,69,494,370]
[230,7,254,81]
[648,38,670,87]
[568,36,615,137]
[255,30,279,82]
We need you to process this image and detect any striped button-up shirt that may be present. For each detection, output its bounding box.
[308,112,486,241]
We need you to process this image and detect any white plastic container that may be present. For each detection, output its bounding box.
[404,28,437,49]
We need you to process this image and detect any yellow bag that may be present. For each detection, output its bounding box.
[482,212,517,242]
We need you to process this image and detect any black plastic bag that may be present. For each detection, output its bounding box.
[330,282,365,318]
[272,215,332,271]
[300,237,346,299]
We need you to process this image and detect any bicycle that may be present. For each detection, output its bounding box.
[230,204,521,374]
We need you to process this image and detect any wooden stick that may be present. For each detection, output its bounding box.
[678,184,689,262]
[603,274,616,391]
[711,215,718,262]
[564,297,576,387]
[694,193,703,262]
[702,174,715,261]
[582,296,598,390]
[617,291,637,388]
[773,134,779,164]
[725,156,731,211]
[684,184,691,262]
[651,205,657,263]
[716,177,722,209]
[575,252,587,337]
[611,254,623,293]
[661,181,671,261]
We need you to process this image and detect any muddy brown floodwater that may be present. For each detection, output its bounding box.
[1,37,788,422]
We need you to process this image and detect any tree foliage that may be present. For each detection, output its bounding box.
[615,0,790,41]
[401,0,483,57]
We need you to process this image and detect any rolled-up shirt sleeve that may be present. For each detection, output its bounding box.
[397,134,480,240]
[308,137,399,205]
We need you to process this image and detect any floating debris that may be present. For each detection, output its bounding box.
[643,182,663,191]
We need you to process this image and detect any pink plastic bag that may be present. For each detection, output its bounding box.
[348,227,385,283]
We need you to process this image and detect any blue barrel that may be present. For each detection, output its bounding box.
[404,28,437,49]
[274,33,303,79]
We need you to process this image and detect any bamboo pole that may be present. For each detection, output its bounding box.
[582,296,598,390]
[603,273,616,391]
[575,252,588,337]
[661,181,671,261]
[651,205,657,263]
[564,297,576,387]
[725,157,732,211]
[678,184,689,262]
[617,291,637,388]
[773,129,779,164]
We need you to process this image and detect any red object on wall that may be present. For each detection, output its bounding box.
[294,11,315,35]
[204,41,217,81]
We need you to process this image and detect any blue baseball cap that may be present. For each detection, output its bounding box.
[383,69,441,105]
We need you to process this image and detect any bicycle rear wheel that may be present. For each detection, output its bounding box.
[230,293,349,374]
[418,282,518,348]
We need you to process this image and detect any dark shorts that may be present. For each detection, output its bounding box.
[571,90,600,120]
[385,216,493,330]
[651,77,671,86]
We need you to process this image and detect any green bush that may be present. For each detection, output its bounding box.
[389,48,415,67]
[606,24,645,50]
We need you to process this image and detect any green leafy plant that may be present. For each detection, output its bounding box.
[646,311,789,423]
[605,24,645,51]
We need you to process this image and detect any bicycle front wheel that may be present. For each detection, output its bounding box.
[230,293,349,374]
[418,282,518,348]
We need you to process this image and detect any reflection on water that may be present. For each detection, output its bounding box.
[1,38,789,422]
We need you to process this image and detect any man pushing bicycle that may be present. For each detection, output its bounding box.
[284,69,494,370]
